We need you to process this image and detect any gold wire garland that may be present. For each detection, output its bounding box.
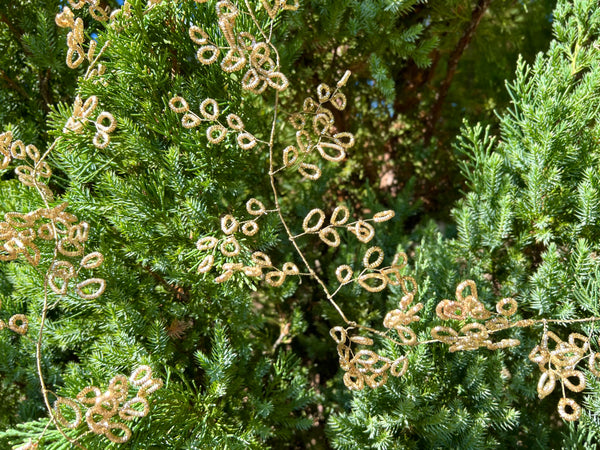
[529,328,595,421]
[53,365,163,443]
[63,96,117,149]
[432,280,521,352]
[187,0,290,94]
[169,96,257,150]
[330,326,408,390]
[3,6,596,449]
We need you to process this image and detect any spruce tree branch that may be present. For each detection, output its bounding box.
[0,13,34,57]
[0,68,31,100]
[424,0,493,145]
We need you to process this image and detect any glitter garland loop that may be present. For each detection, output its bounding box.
[188,1,290,93]
[330,326,409,390]
[53,366,162,443]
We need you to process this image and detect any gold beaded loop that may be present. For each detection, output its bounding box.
[317,142,345,162]
[335,265,353,284]
[189,26,209,45]
[331,92,347,110]
[302,209,325,233]
[391,252,408,269]
[237,132,257,150]
[265,270,286,287]
[343,368,364,390]
[214,269,235,283]
[221,215,239,235]
[119,396,150,420]
[348,220,375,243]
[220,235,240,257]
[81,252,104,269]
[108,375,129,402]
[558,397,581,422]
[357,273,387,293]
[330,205,350,226]
[243,265,262,277]
[197,254,214,273]
[295,130,312,153]
[182,113,201,129]
[26,144,40,162]
[562,370,585,393]
[282,262,299,275]
[363,246,384,269]
[241,220,259,236]
[242,68,260,90]
[373,210,395,223]
[237,31,256,50]
[289,113,305,130]
[485,316,509,331]
[350,335,374,346]
[246,198,266,216]
[333,132,355,149]
[54,397,82,429]
[95,112,116,133]
[221,47,247,72]
[569,333,590,352]
[10,140,26,159]
[318,226,340,247]
[226,113,244,131]
[316,83,331,103]
[77,386,102,405]
[252,251,272,267]
[431,326,458,344]
[197,45,220,65]
[93,131,110,149]
[395,326,417,346]
[103,421,132,444]
[330,326,347,344]
[169,96,189,113]
[76,278,106,299]
[207,125,227,144]
[130,365,153,386]
[496,298,518,316]
[200,99,219,121]
[138,377,164,397]
[313,113,332,136]
[197,236,218,251]
[390,357,408,377]
[283,145,298,167]
[8,314,28,335]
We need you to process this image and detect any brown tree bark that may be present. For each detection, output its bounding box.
[424,0,493,145]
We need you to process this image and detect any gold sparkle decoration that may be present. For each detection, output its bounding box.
[63,96,117,149]
[169,96,257,149]
[53,365,163,443]
[0,202,106,300]
[529,328,593,422]
[0,131,53,199]
[187,0,290,93]
[330,326,408,390]
[431,280,521,352]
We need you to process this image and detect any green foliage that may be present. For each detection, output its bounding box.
[2,0,600,449]
[327,0,600,447]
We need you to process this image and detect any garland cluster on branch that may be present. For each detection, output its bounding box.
[1,0,599,447]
